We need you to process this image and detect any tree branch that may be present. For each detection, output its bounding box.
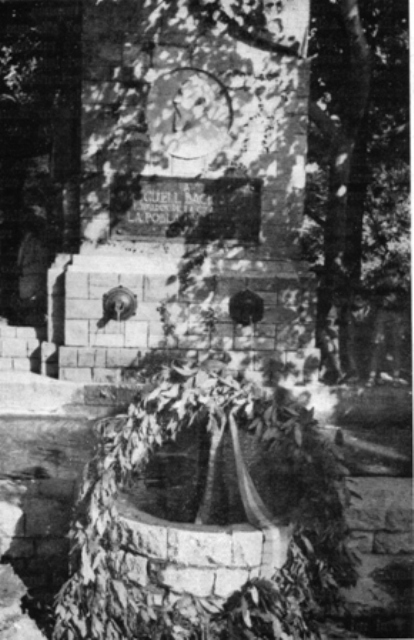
[306,209,326,227]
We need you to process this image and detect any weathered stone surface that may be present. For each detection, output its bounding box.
[346,531,374,555]
[345,478,413,531]
[120,551,149,587]
[167,527,232,567]
[1,537,35,559]
[125,517,168,560]
[0,565,46,640]
[231,526,263,568]
[160,564,215,597]
[0,503,23,539]
[374,532,414,555]
[35,537,70,558]
[24,498,71,537]
[260,525,292,576]
[214,568,249,598]
[341,554,414,616]
[0,616,47,640]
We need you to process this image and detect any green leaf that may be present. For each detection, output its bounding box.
[241,596,252,628]
[172,363,196,377]
[80,545,96,585]
[294,423,303,447]
[250,585,259,606]
[112,579,128,609]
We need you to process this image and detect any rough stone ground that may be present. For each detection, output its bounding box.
[0,565,46,640]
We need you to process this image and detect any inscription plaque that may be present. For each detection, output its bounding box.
[111,176,261,242]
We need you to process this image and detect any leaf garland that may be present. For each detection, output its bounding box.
[53,362,356,640]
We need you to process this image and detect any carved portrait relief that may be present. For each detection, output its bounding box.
[147,68,232,171]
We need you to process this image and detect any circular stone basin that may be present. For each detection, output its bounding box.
[116,490,292,601]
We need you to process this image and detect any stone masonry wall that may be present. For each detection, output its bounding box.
[115,492,291,602]
[0,417,96,609]
[114,476,413,634]
[52,0,314,383]
[57,253,315,383]
[342,477,413,636]
[0,325,46,375]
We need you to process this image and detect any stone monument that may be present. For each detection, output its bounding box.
[47,0,313,383]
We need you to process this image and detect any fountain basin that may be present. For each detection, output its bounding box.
[116,491,292,601]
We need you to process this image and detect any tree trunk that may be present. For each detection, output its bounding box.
[323,0,371,293]
[343,117,370,285]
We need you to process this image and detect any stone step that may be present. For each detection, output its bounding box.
[0,325,47,341]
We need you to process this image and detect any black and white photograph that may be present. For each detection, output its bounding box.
[0,0,411,638]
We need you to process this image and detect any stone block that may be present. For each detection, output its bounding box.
[24,498,71,537]
[35,537,70,558]
[59,346,78,367]
[120,551,149,587]
[66,298,103,320]
[65,320,89,346]
[106,348,140,368]
[2,339,28,358]
[41,342,58,363]
[42,362,59,378]
[0,502,23,539]
[255,323,277,339]
[94,349,107,367]
[341,554,414,616]
[60,367,93,383]
[345,478,413,532]
[48,295,65,322]
[13,358,39,372]
[125,322,149,348]
[36,479,76,503]
[135,302,164,323]
[48,270,66,298]
[214,278,246,302]
[246,276,278,293]
[178,334,210,350]
[89,283,117,301]
[159,564,215,597]
[93,368,121,383]
[65,271,89,299]
[0,357,13,370]
[1,537,35,559]
[210,332,234,351]
[179,277,217,303]
[168,527,232,567]
[143,275,179,302]
[77,348,96,368]
[89,272,120,288]
[224,350,254,371]
[119,273,144,294]
[90,333,125,348]
[231,527,263,568]
[0,326,16,337]
[346,531,374,555]
[103,319,125,334]
[214,568,249,598]
[0,564,26,618]
[124,517,168,559]
[48,314,65,345]
[374,532,414,555]
[26,339,41,355]
[0,480,27,505]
